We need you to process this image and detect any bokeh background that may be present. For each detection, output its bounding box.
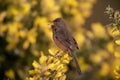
[0,0,120,80]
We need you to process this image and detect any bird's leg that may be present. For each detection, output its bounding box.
[54,51,66,59]
[55,51,63,57]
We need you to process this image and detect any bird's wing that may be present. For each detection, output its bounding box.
[65,30,79,49]
[56,30,78,50]
[55,30,71,49]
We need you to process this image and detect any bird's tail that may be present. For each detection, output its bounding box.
[69,50,82,75]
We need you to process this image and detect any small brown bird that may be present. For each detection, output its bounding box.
[51,18,82,75]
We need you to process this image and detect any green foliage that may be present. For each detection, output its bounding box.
[105,5,120,30]
[105,5,120,45]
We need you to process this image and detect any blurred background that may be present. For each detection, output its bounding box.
[0,0,120,80]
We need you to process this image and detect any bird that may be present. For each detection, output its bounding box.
[51,18,82,75]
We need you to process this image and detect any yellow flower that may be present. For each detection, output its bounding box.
[112,30,120,37]
[48,63,55,70]
[100,62,110,76]
[7,5,19,16]
[114,51,120,58]
[73,13,85,26]
[8,22,23,35]
[55,72,62,78]
[86,30,94,39]
[44,71,51,76]
[5,69,15,79]
[48,48,59,56]
[0,25,7,34]
[61,54,72,64]
[115,39,120,45]
[89,53,102,64]
[21,3,31,15]
[113,66,120,79]
[41,0,55,14]
[70,8,79,16]
[66,0,78,7]
[19,30,26,38]
[79,2,92,18]
[32,61,40,68]
[39,53,47,64]
[91,23,107,39]
[34,17,52,39]
[75,33,85,48]
[23,40,30,49]
[106,42,114,53]
[27,28,37,44]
